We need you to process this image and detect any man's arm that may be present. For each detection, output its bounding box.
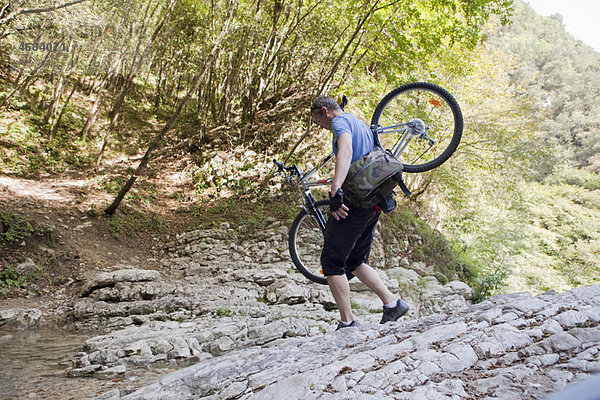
[330,132,352,219]
[331,132,352,195]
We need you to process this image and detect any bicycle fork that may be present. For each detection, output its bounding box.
[303,191,328,233]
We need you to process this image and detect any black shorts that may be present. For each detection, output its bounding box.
[320,203,380,276]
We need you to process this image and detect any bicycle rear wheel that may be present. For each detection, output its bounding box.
[288,200,329,285]
[371,82,463,173]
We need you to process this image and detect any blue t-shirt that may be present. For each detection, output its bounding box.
[331,113,374,163]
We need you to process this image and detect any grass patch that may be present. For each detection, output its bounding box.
[106,206,167,239]
[0,265,31,295]
[191,192,298,236]
[0,213,51,245]
[379,207,477,286]
[350,300,363,311]
[216,307,234,317]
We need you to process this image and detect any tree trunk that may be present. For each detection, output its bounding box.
[318,0,382,94]
[154,61,163,113]
[49,84,76,143]
[44,41,75,125]
[80,85,108,141]
[104,1,237,216]
[95,0,179,169]
[95,82,128,169]
[80,54,123,140]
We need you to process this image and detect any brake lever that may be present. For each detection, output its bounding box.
[273,159,285,171]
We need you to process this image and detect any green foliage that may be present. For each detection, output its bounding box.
[380,207,476,285]
[1,0,513,176]
[107,214,124,238]
[429,1,600,300]
[191,192,298,235]
[357,0,513,84]
[471,267,509,303]
[106,207,166,239]
[0,260,43,296]
[0,266,30,295]
[0,213,50,245]
[489,0,600,171]
[444,165,600,296]
[550,168,600,191]
[522,175,600,288]
[0,98,95,174]
[99,176,125,195]
[350,300,367,312]
[216,308,234,317]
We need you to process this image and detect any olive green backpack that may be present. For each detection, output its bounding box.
[341,146,410,211]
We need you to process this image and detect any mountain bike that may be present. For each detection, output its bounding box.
[273,82,463,285]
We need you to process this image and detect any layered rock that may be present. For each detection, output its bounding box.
[0,307,42,330]
[97,284,600,399]
[64,223,473,379]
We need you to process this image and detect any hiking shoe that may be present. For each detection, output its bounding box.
[380,299,410,324]
[336,320,359,330]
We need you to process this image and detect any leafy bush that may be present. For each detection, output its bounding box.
[379,207,477,285]
[0,265,32,295]
[551,167,600,191]
[471,267,509,303]
[0,213,50,245]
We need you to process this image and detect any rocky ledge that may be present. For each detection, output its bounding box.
[96,284,600,400]
[61,223,473,379]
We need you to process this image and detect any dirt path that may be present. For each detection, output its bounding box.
[0,174,181,322]
[0,176,89,203]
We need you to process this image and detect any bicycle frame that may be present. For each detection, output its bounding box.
[371,119,435,159]
[274,152,335,232]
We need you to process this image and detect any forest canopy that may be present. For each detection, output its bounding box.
[1,0,513,144]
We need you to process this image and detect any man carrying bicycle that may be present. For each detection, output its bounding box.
[310,96,410,330]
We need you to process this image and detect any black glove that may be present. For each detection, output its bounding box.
[329,188,344,212]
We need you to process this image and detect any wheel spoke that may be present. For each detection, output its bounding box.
[289,202,329,284]
[371,82,463,173]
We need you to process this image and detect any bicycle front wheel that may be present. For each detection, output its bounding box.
[371,82,463,173]
[289,200,329,285]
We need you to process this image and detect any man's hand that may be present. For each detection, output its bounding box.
[332,204,349,220]
[329,188,349,220]
[329,132,352,220]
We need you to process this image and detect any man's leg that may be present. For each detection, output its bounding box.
[345,209,396,306]
[327,274,355,323]
[352,263,397,305]
[354,263,410,323]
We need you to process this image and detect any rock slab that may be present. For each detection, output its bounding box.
[97,284,600,399]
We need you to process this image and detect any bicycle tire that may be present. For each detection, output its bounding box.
[289,200,329,285]
[371,82,463,173]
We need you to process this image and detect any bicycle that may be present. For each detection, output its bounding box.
[273,82,463,285]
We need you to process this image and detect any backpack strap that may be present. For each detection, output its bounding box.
[371,173,411,209]
[395,173,411,197]
[374,187,387,207]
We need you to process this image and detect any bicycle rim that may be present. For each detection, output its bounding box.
[371,82,463,173]
[289,200,329,285]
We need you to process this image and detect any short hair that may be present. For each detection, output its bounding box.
[311,96,341,114]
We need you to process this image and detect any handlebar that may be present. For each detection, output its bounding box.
[273,159,300,176]
[273,159,285,171]
[273,157,332,191]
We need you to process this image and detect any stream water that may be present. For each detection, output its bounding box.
[0,329,173,400]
